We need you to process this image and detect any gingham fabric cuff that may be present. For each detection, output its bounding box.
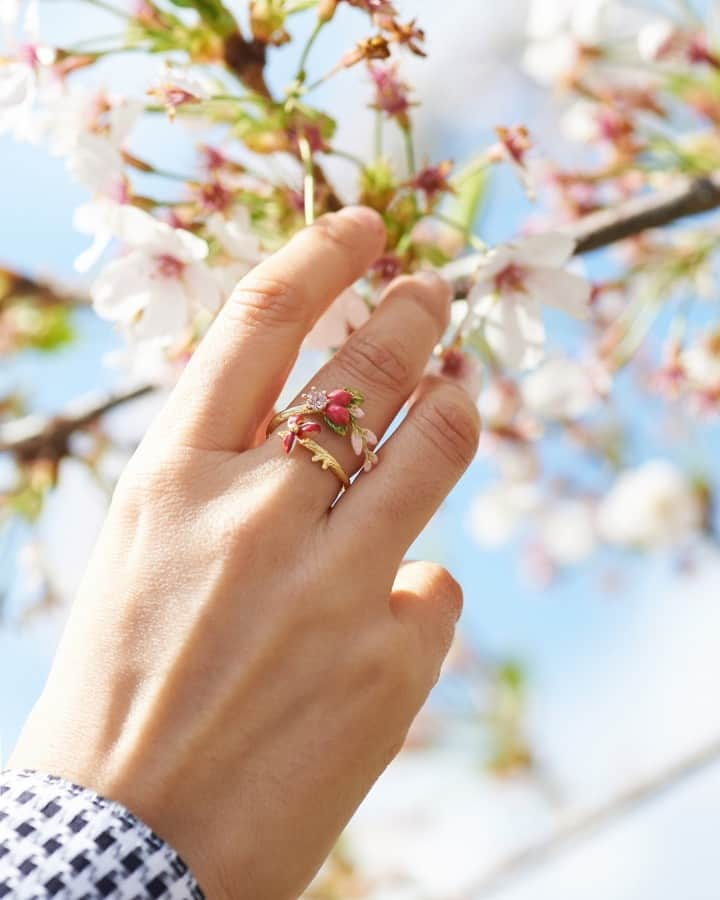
[0,769,204,899]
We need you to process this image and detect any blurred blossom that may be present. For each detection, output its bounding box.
[206,208,264,269]
[468,481,540,548]
[428,348,483,400]
[481,377,522,428]
[537,498,597,566]
[521,356,600,421]
[597,460,704,550]
[683,331,720,392]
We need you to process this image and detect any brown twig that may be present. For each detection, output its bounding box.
[451,173,720,298]
[221,30,343,211]
[2,174,720,458]
[0,386,154,460]
[453,733,720,899]
[567,173,720,254]
[0,268,89,308]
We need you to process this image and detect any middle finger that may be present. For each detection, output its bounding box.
[260,271,451,514]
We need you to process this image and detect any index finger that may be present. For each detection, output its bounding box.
[164,206,386,452]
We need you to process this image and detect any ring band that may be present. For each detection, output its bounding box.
[268,386,379,474]
[278,426,350,488]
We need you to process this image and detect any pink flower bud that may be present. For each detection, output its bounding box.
[282,433,296,454]
[326,404,351,426]
[327,389,353,407]
[299,421,321,437]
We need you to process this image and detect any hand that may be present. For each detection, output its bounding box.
[9,207,481,900]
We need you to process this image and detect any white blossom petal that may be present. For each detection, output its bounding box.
[65,132,125,194]
[351,430,363,456]
[184,261,223,313]
[522,357,597,419]
[304,288,370,351]
[513,233,576,268]
[525,267,591,319]
[597,459,703,549]
[132,280,190,341]
[477,293,546,370]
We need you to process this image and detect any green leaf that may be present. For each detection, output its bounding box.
[323,417,347,437]
[7,303,74,353]
[166,0,236,36]
[445,155,489,242]
[347,388,364,405]
[9,485,45,522]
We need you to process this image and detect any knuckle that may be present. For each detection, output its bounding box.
[433,566,464,622]
[227,275,305,331]
[356,634,391,692]
[353,630,414,698]
[379,726,410,768]
[340,332,413,396]
[414,389,480,470]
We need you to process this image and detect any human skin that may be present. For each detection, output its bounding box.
[9,206,481,899]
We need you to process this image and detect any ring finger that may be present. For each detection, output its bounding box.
[260,271,451,513]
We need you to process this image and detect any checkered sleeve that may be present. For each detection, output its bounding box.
[0,769,205,899]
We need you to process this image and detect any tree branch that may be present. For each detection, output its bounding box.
[2,173,720,459]
[455,734,720,900]
[567,173,720,254]
[0,386,154,460]
[451,173,720,298]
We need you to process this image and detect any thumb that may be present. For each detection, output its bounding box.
[390,560,463,689]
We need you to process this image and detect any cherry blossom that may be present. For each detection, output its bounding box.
[3,0,720,595]
[638,21,720,68]
[148,64,214,119]
[73,199,133,273]
[428,348,483,400]
[521,356,600,421]
[42,90,140,197]
[536,499,597,566]
[0,60,35,134]
[206,208,264,271]
[466,234,591,370]
[468,481,540,548]
[0,0,56,139]
[524,0,658,87]
[304,289,371,351]
[597,460,705,550]
[90,207,221,342]
[684,331,720,391]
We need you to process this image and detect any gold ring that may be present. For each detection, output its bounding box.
[278,416,350,488]
[268,386,379,473]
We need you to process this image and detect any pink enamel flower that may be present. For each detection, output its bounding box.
[282,415,321,454]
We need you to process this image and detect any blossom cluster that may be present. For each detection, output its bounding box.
[1,0,719,594]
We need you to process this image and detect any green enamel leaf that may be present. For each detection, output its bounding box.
[324,417,347,437]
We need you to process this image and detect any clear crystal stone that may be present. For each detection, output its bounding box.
[304,388,328,411]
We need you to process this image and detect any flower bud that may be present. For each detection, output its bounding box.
[327,388,353,407]
[326,404,351,426]
[318,0,338,23]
